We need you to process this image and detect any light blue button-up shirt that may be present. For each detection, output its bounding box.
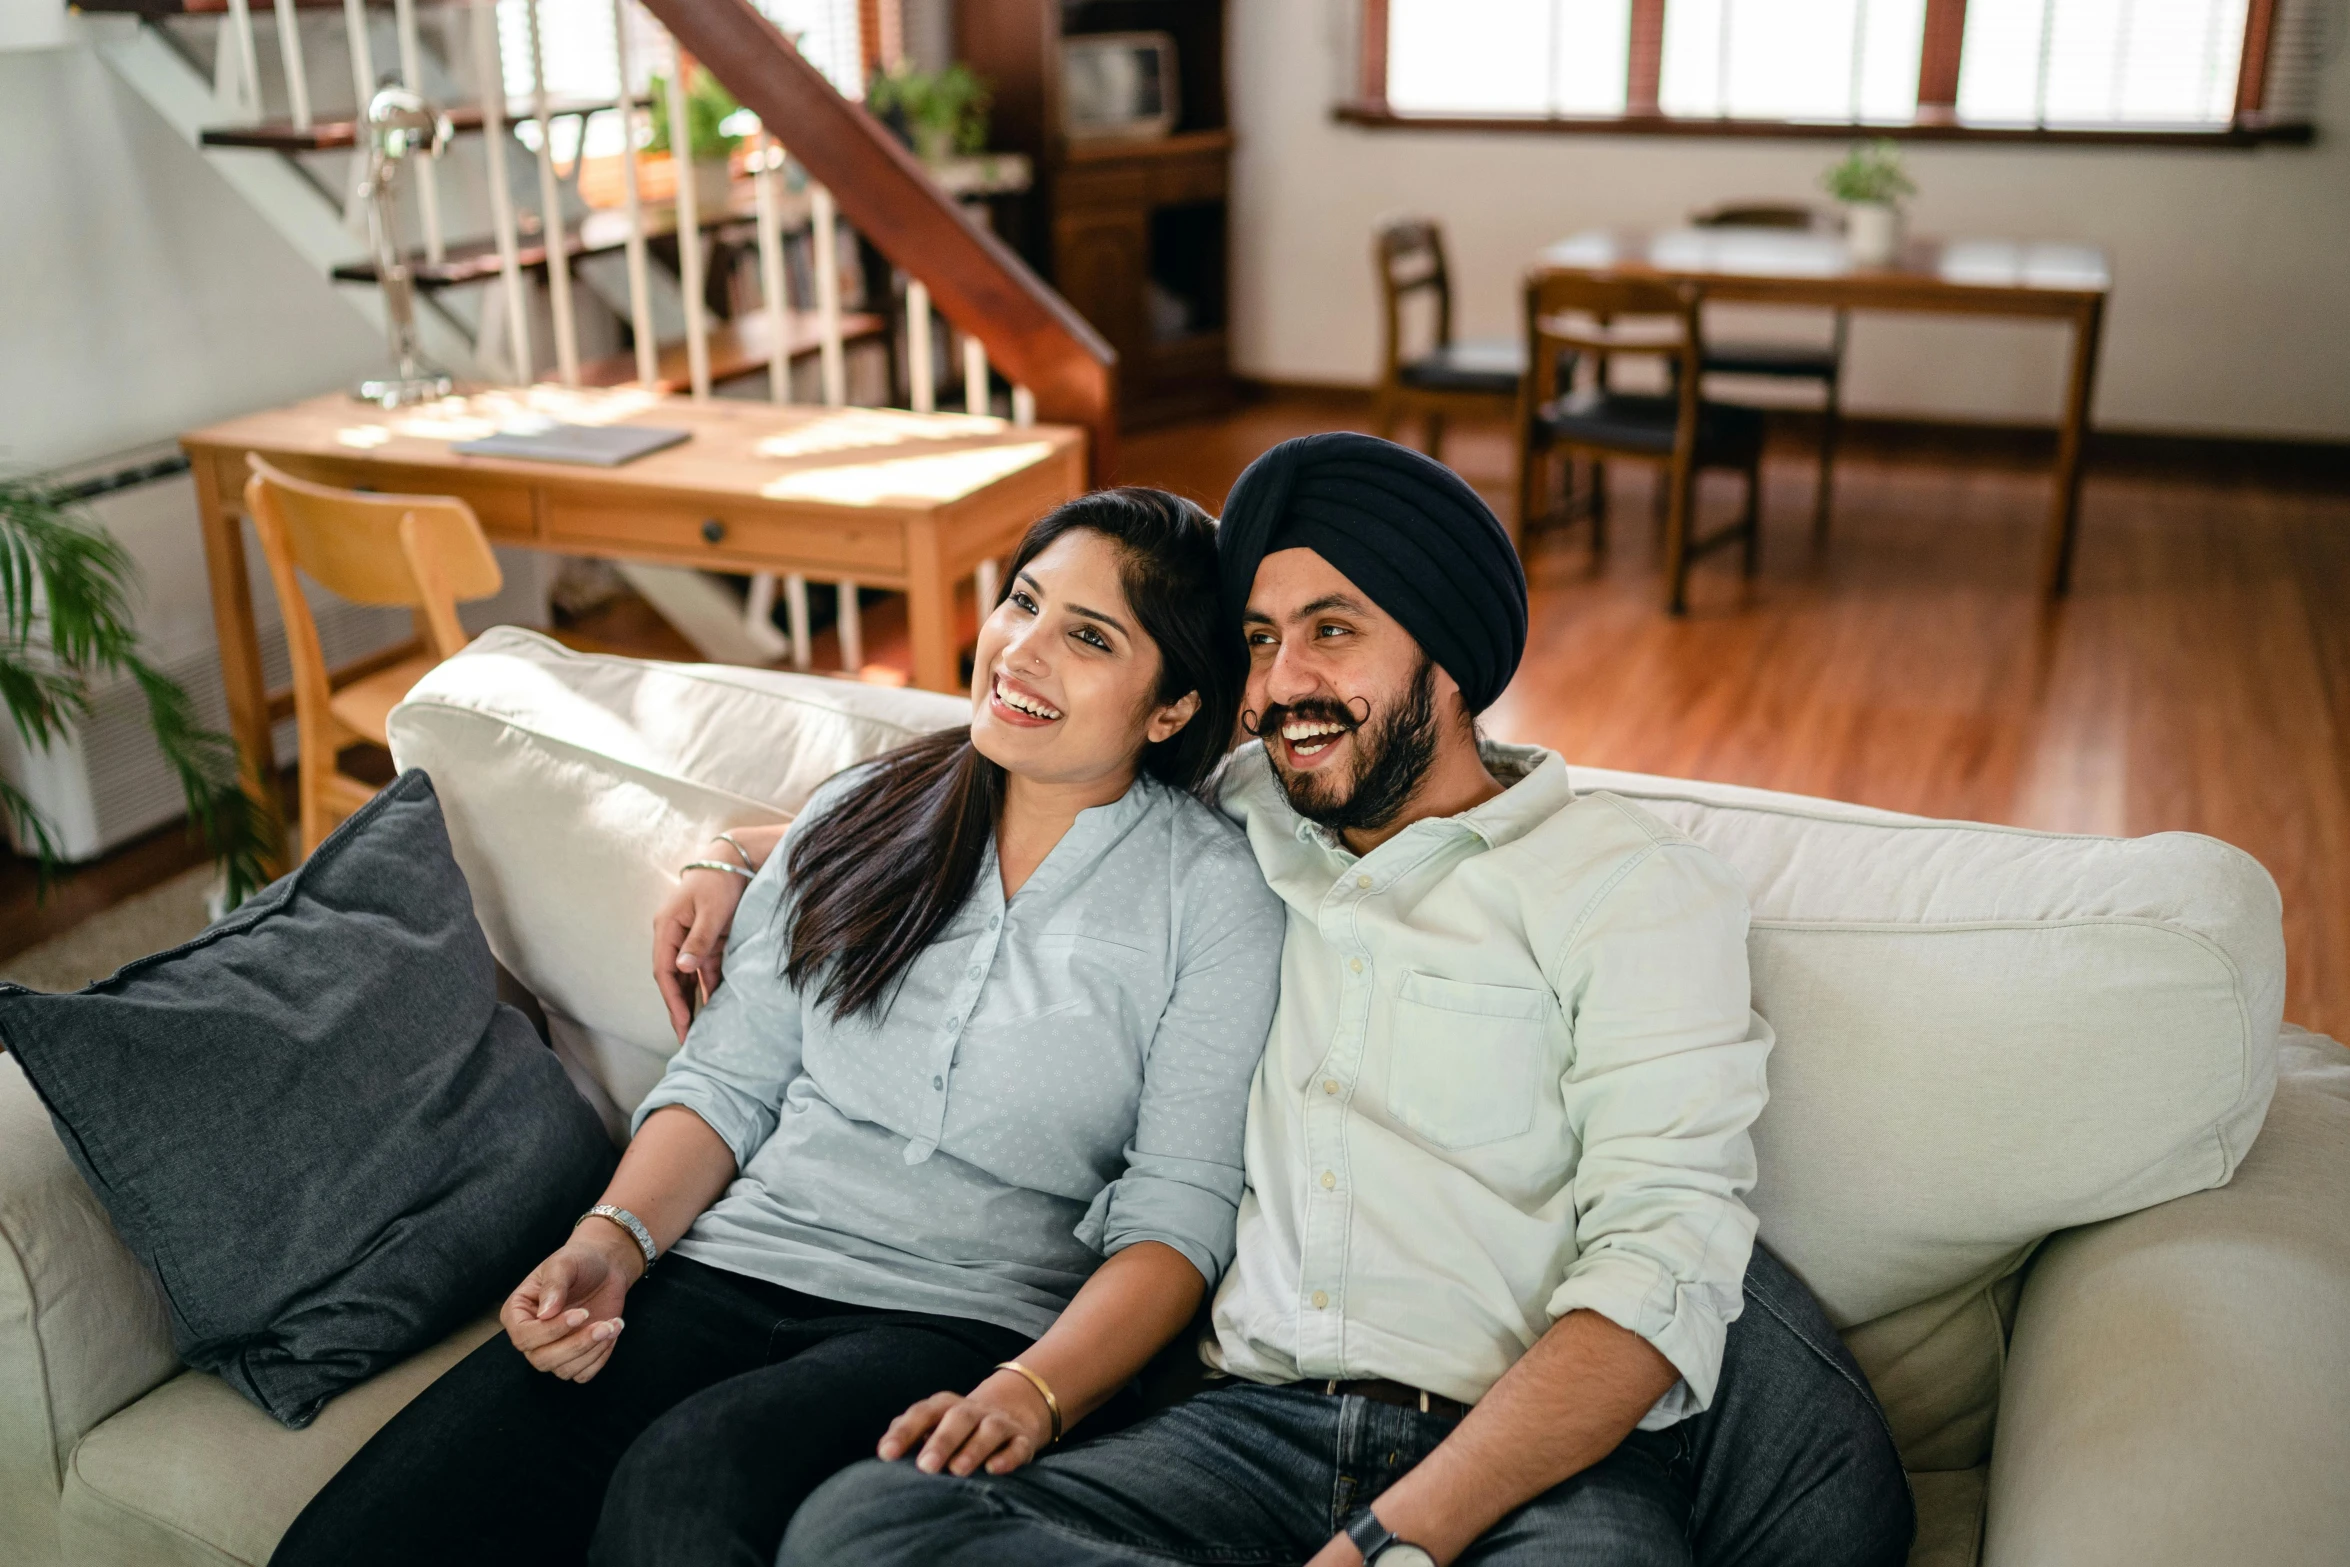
[634,765,1286,1339]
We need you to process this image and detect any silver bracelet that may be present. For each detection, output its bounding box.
[712,831,758,870]
[578,1204,659,1273]
[682,859,755,880]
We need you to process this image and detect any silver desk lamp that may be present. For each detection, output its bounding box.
[354,87,457,408]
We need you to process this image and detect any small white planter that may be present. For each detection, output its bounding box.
[691,156,734,212]
[1844,201,1902,266]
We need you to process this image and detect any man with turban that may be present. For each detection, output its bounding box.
[787,435,1912,1566]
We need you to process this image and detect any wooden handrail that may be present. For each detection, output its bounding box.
[638,0,1119,481]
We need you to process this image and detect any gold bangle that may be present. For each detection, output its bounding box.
[994,1359,1062,1445]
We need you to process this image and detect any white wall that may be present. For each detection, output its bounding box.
[0,30,388,474]
[1226,2,2350,440]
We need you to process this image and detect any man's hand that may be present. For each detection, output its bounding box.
[878,1369,1058,1477]
[499,1220,644,1383]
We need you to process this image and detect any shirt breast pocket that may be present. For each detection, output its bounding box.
[1385,971,1552,1150]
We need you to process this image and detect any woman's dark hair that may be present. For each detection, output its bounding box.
[781,487,1234,1021]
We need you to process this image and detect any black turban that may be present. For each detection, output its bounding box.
[1217,432,1527,712]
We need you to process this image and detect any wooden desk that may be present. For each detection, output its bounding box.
[183,387,1086,865]
[1534,229,2112,595]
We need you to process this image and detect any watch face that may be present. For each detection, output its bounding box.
[1381,1548,1437,1567]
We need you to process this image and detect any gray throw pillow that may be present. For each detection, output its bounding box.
[0,769,617,1428]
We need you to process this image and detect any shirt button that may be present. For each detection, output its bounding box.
[1322,1078,1339,1095]
[1320,1170,1337,1190]
[1349,958,1364,974]
[987,915,1000,930]
[1356,874,1373,889]
[967,966,981,980]
[931,1075,944,1090]
[1311,1290,1330,1310]
[947,1018,961,1034]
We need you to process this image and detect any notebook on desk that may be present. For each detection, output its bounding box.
[451,422,691,466]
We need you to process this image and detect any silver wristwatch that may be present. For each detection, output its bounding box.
[1344,1508,1435,1567]
[578,1203,658,1274]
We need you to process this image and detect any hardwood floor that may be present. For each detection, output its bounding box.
[1122,394,2350,1042]
[9,391,2345,1042]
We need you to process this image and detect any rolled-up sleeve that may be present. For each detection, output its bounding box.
[1073,847,1284,1288]
[1544,840,1773,1427]
[630,852,805,1167]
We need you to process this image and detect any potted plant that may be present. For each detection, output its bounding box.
[1821,139,1917,266]
[648,67,750,210]
[866,61,992,165]
[2,475,272,909]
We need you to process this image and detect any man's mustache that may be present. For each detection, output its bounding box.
[1241,697,1368,740]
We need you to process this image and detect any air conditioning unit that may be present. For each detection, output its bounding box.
[1,446,551,864]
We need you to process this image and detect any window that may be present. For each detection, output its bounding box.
[494,0,864,106]
[1360,0,2313,138]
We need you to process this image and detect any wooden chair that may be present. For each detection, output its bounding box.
[1374,217,1527,463]
[243,456,502,856]
[1689,201,1847,535]
[1516,273,1764,615]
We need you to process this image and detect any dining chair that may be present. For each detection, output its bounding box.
[244,455,503,857]
[1688,201,1846,536]
[1373,217,1527,464]
[1516,273,1764,615]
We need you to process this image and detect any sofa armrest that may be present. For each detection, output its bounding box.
[0,1054,180,1567]
[1983,1032,2350,1567]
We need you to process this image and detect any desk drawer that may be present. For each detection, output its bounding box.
[543,497,904,575]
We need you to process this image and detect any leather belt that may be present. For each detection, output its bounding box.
[1317,1377,1471,1423]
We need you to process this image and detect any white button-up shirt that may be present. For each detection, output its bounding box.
[1203,742,1772,1427]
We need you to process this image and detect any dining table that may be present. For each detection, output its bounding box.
[1533,228,2113,596]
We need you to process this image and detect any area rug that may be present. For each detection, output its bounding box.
[0,866,215,994]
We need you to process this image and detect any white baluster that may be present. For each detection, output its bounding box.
[907,279,934,413]
[271,0,311,130]
[812,182,846,408]
[742,570,778,660]
[665,43,710,400]
[1012,386,1036,427]
[471,0,531,381]
[526,0,580,385]
[342,0,377,111]
[753,133,790,402]
[393,0,443,262]
[610,0,657,385]
[963,332,988,417]
[223,0,262,122]
[783,574,812,670]
[836,582,863,673]
[974,558,1001,614]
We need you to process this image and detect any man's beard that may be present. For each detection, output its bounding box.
[1255,656,1441,837]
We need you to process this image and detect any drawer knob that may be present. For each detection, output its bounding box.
[700,517,726,544]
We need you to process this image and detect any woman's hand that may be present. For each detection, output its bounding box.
[499,1221,643,1383]
[652,826,785,1042]
[879,1369,1057,1477]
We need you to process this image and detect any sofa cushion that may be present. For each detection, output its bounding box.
[384,628,965,1123]
[0,773,616,1428]
[56,1317,499,1567]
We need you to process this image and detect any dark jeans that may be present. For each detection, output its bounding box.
[783,1246,1913,1567]
[270,1256,1027,1567]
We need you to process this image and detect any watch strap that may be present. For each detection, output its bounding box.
[1344,1507,1403,1562]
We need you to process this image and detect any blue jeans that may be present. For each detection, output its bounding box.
[781,1246,1912,1567]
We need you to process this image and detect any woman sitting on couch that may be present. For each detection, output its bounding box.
[272,488,1285,1567]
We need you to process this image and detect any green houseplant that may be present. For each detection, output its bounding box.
[1821,139,1917,266]
[2,475,273,905]
[648,67,750,209]
[866,61,992,164]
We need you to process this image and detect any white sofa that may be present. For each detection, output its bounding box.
[5,626,2347,1567]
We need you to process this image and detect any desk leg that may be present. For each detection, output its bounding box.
[2045,296,2105,597]
[904,520,959,694]
[190,447,288,880]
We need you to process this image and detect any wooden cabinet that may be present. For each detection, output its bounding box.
[960,0,1235,429]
